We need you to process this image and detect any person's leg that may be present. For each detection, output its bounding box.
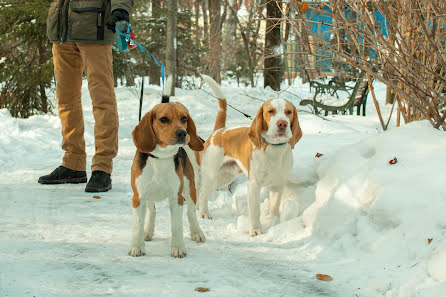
[53,43,87,171]
[38,43,87,184]
[78,43,118,175]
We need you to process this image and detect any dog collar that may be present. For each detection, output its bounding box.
[148,153,159,159]
[261,137,288,146]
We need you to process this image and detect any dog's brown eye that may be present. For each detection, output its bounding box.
[181,116,187,123]
[160,117,170,124]
[286,110,292,115]
[268,109,275,114]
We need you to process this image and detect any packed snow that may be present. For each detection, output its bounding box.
[0,76,445,297]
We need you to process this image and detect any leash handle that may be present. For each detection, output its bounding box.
[115,22,166,92]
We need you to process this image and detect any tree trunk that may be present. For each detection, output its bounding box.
[194,0,201,49]
[37,38,48,113]
[149,0,162,85]
[208,0,222,82]
[264,0,283,90]
[222,0,237,72]
[166,0,177,95]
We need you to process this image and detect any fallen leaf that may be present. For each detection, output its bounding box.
[93,195,101,199]
[428,238,433,244]
[315,152,324,158]
[316,274,333,281]
[300,2,309,13]
[389,157,398,165]
[195,287,210,292]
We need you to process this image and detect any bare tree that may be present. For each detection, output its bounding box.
[287,0,446,130]
[166,0,177,95]
[264,0,283,90]
[149,0,162,85]
[208,0,222,82]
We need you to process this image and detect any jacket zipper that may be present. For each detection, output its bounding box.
[62,0,70,42]
[57,0,64,42]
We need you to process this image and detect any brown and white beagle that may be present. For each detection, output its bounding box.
[128,101,205,258]
[198,75,303,236]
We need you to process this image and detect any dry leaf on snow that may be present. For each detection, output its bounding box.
[428,238,433,244]
[316,274,333,281]
[195,287,210,292]
[315,152,324,158]
[389,157,398,165]
[93,195,101,199]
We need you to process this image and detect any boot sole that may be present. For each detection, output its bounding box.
[38,177,87,184]
[85,184,112,193]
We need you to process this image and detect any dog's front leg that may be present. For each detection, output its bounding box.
[129,199,147,257]
[247,180,262,236]
[267,185,284,220]
[144,201,156,241]
[169,196,187,258]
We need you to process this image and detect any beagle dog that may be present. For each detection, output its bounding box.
[198,75,303,236]
[128,101,205,258]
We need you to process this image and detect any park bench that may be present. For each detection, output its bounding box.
[302,68,353,99]
[300,72,370,116]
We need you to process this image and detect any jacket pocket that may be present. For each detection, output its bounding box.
[46,1,60,41]
[69,0,106,41]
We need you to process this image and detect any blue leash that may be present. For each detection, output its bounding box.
[115,22,166,91]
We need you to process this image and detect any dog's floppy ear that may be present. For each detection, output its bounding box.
[249,105,264,148]
[289,104,302,149]
[132,111,157,153]
[186,113,204,151]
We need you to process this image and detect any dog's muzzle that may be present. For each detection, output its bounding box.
[175,129,187,144]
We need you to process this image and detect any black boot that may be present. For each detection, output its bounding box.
[85,170,112,192]
[38,166,87,184]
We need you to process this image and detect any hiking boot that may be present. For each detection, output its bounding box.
[38,166,87,184]
[85,170,112,192]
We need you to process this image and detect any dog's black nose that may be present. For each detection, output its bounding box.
[176,129,187,142]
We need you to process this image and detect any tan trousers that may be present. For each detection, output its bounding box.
[52,43,118,174]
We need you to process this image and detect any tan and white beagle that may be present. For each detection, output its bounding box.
[128,101,205,258]
[199,75,303,236]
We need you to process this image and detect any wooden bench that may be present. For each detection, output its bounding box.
[300,72,370,116]
[302,68,353,99]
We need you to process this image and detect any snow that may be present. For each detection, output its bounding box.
[0,77,445,297]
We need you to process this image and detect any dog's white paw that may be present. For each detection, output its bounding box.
[199,212,213,220]
[144,232,154,241]
[128,246,146,257]
[191,231,206,243]
[266,211,280,220]
[266,213,280,225]
[249,229,263,237]
[171,246,187,258]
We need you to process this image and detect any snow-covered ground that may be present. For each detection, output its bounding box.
[0,77,445,297]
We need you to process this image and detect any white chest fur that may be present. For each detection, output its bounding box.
[135,157,180,202]
[250,144,293,186]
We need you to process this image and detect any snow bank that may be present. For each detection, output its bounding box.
[0,109,62,171]
[299,120,446,296]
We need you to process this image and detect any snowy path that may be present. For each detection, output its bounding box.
[0,175,343,297]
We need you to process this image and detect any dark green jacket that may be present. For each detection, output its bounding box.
[47,0,133,44]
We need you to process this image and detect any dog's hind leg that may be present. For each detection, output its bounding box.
[185,193,206,243]
[144,201,156,241]
[197,146,226,219]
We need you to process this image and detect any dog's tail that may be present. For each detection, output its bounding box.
[161,75,174,103]
[201,74,227,132]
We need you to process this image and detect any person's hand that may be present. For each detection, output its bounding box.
[107,9,129,33]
